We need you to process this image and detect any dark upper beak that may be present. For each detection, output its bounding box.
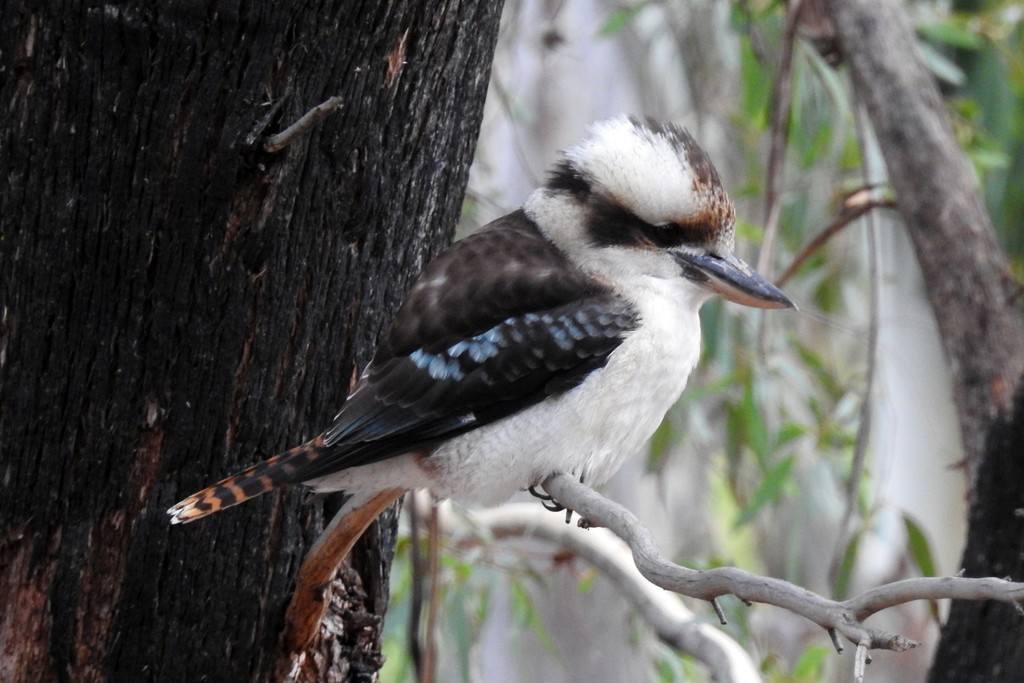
[675,251,795,310]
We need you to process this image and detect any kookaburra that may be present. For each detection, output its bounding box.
[168,116,792,554]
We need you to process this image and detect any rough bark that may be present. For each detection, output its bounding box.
[823,1,1024,680]
[0,2,502,681]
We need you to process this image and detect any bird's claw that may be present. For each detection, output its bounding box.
[528,481,588,525]
[528,485,566,512]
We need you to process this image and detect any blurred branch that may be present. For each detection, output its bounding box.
[422,502,440,683]
[829,109,886,589]
[777,190,895,286]
[822,3,1024,672]
[757,0,805,278]
[540,474,1024,679]
[824,0,1024,468]
[420,495,762,683]
[407,496,441,683]
[757,0,807,357]
[407,495,426,677]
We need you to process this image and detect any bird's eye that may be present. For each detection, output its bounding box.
[644,222,688,248]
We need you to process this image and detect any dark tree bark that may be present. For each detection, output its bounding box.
[0,2,503,681]
[824,1,1024,680]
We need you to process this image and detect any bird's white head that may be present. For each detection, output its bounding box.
[525,116,792,310]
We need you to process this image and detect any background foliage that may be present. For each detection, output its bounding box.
[381,1,1024,681]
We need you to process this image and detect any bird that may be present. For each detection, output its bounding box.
[168,115,792,540]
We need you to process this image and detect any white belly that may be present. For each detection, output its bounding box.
[427,276,704,504]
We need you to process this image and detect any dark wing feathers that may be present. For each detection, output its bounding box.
[380,210,609,357]
[310,210,639,473]
[324,296,637,447]
[301,308,635,480]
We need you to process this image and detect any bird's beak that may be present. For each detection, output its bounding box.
[676,251,795,310]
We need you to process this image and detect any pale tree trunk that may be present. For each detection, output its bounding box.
[0,2,502,681]
[823,1,1024,680]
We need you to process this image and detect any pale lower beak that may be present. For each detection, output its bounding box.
[676,251,795,310]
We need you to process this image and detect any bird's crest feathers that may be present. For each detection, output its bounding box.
[556,115,736,256]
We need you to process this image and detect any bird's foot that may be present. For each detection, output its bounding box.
[527,485,565,513]
[528,474,587,525]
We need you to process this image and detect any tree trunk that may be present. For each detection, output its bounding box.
[823,1,1024,680]
[0,2,502,681]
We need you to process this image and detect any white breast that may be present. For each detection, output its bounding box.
[426,275,707,505]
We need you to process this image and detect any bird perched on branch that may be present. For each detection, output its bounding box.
[168,115,792,551]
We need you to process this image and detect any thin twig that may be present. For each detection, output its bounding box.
[757,0,808,358]
[829,106,887,587]
[828,627,844,653]
[421,500,441,683]
[757,0,806,278]
[407,493,425,677]
[264,96,344,153]
[711,598,728,625]
[776,194,896,286]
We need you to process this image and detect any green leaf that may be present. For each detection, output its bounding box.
[778,421,806,448]
[903,514,937,578]
[599,4,645,36]
[969,147,1010,171]
[577,568,598,594]
[647,416,677,470]
[741,380,770,466]
[734,454,795,528]
[792,644,831,680]
[904,514,943,623]
[440,553,475,581]
[652,641,688,682]
[832,532,860,600]
[919,41,968,86]
[919,20,984,50]
[735,217,765,245]
[510,582,558,655]
[739,37,771,129]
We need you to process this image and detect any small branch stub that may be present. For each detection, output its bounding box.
[828,627,844,654]
[711,598,728,625]
[854,640,871,683]
[264,96,344,153]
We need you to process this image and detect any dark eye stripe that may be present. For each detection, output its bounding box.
[586,199,716,250]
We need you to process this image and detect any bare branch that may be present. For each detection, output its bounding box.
[776,191,895,286]
[422,497,762,683]
[540,474,1024,659]
[757,0,804,274]
[422,501,441,683]
[407,493,426,676]
[824,0,1024,470]
[829,111,889,586]
[845,576,1024,620]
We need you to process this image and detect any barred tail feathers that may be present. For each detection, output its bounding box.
[167,439,325,524]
